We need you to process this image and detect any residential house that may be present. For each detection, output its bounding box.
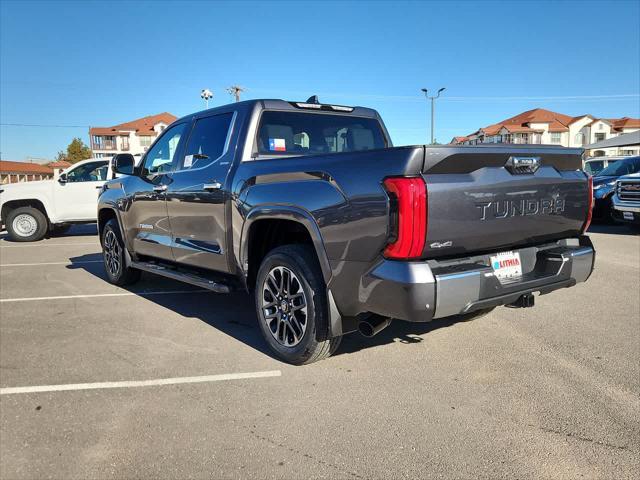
[47,160,73,179]
[0,161,54,184]
[451,109,640,157]
[89,112,177,159]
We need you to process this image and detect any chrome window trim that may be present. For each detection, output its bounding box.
[171,111,237,175]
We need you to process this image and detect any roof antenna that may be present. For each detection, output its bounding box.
[306,95,320,104]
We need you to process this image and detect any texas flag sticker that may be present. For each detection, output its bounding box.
[269,138,286,151]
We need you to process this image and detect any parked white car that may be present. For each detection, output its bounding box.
[0,158,112,241]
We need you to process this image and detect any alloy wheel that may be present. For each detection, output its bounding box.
[103,230,122,277]
[261,266,308,347]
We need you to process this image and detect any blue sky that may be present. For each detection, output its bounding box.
[1,0,639,160]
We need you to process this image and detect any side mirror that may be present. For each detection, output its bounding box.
[58,173,67,184]
[112,153,135,175]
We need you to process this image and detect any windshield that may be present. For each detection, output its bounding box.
[257,111,386,155]
[584,161,604,175]
[597,157,640,177]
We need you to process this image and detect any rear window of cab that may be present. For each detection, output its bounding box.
[257,111,387,155]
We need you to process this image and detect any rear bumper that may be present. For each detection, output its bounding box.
[358,236,595,323]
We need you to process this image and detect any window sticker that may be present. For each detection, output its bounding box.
[184,154,194,168]
[269,138,286,151]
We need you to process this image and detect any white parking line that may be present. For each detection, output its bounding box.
[0,370,282,395]
[0,242,98,248]
[0,260,103,267]
[0,290,209,303]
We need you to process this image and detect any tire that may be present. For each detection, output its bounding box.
[101,219,141,286]
[255,245,341,365]
[5,206,48,242]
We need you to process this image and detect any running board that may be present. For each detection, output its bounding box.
[130,261,231,293]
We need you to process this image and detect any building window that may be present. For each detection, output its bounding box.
[574,133,584,145]
[598,123,604,130]
[121,136,129,150]
[521,133,529,143]
[550,132,562,144]
[93,135,102,146]
[140,136,154,147]
[95,153,104,158]
[594,133,606,142]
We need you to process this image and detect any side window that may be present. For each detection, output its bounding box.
[66,161,109,182]
[142,123,187,175]
[179,113,233,171]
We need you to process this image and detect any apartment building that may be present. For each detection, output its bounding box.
[451,109,640,156]
[89,112,177,159]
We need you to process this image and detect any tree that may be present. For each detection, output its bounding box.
[57,138,92,164]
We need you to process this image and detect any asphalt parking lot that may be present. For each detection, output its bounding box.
[0,224,638,479]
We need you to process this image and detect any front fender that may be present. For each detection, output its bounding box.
[239,205,332,283]
[0,190,55,223]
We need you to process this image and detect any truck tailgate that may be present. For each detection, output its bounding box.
[421,145,588,258]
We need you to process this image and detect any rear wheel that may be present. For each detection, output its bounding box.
[255,245,341,365]
[101,219,141,286]
[6,206,48,242]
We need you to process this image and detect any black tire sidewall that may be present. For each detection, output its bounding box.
[6,207,47,242]
[255,246,326,364]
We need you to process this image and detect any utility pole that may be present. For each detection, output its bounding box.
[421,87,446,144]
[226,85,245,102]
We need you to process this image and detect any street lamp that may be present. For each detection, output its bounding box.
[421,87,446,144]
[200,89,213,109]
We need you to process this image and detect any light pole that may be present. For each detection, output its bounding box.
[200,89,213,109]
[421,87,446,144]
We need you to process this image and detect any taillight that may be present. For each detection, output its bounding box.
[581,175,593,234]
[383,177,427,259]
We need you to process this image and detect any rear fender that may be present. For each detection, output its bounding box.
[239,206,332,283]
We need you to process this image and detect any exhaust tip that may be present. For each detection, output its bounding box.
[358,315,392,337]
[358,321,375,338]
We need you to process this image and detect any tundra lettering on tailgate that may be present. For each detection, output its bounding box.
[476,198,565,220]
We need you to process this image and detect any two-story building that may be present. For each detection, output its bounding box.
[451,109,640,157]
[89,112,177,159]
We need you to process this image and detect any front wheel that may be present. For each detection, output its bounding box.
[255,245,341,365]
[101,219,141,286]
[6,206,48,242]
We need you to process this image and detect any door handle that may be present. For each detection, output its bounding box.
[153,185,168,192]
[203,182,222,191]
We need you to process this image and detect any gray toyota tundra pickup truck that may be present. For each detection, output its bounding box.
[98,97,595,364]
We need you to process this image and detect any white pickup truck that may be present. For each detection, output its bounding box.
[0,158,112,241]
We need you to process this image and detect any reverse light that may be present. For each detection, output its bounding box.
[582,175,594,234]
[383,177,427,259]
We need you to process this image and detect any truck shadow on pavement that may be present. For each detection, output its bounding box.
[68,253,475,362]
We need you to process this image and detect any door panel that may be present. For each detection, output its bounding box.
[121,123,188,262]
[54,161,108,220]
[166,112,235,272]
